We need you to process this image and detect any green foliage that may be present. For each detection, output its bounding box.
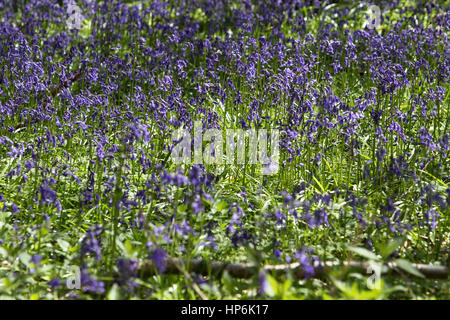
[0,0,448,300]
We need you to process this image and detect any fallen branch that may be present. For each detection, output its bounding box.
[14,70,84,131]
[138,258,448,280]
[49,70,84,98]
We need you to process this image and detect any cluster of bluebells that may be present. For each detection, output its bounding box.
[80,225,103,262]
[116,258,139,294]
[0,0,448,298]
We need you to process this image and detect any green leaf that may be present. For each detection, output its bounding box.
[222,270,235,293]
[107,284,121,300]
[312,175,325,193]
[57,239,71,252]
[30,293,39,300]
[265,274,276,297]
[0,246,8,258]
[347,246,379,261]
[18,252,31,268]
[80,19,92,39]
[378,238,405,259]
[124,240,134,255]
[394,259,425,278]
[216,201,228,212]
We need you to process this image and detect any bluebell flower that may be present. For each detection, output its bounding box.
[30,254,42,266]
[150,248,167,274]
[48,278,60,290]
[258,271,269,295]
[294,249,315,279]
[81,266,105,295]
[80,226,103,262]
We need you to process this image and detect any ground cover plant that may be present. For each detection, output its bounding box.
[0,0,448,300]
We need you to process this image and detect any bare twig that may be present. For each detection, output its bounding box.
[49,70,84,98]
[14,70,84,131]
[138,258,449,280]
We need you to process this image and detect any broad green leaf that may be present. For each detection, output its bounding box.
[347,246,379,261]
[107,284,121,300]
[57,239,71,252]
[265,274,276,297]
[378,238,404,259]
[124,239,134,255]
[216,201,228,212]
[18,252,31,268]
[30,293,39,300]
[394,259,425,278]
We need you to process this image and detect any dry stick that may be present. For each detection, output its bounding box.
[170,259,208,300]
[14,70,84,130]
[138,258,449,280]
[49,70,84,98]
